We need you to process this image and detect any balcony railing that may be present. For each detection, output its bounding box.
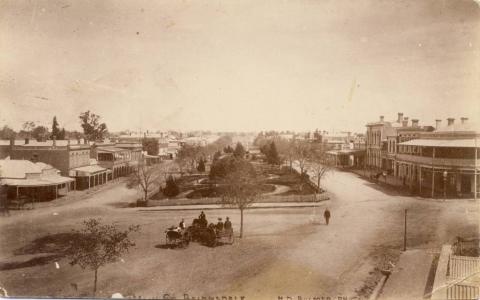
[396,154,480,168]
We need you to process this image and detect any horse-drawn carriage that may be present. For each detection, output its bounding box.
[164,217,234,248]
[188,224,234,247]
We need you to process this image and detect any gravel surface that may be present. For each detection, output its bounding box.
[0,170,477,299]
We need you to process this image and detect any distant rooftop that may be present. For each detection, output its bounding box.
[434,121,480,134]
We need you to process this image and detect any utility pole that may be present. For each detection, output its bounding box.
[403,209,407,252]
[475,135,478,201]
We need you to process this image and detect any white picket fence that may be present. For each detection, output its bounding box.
[447,284,479,300]
[445,255,480,300]
[448,255,480,280]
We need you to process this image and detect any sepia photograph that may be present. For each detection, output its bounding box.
[0,0,479,299]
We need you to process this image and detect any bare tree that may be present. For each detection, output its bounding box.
[293,140,312,176]
[126,159,164,206]
[220,160,260,238]
[306,149,333,191]
[67,219,140,296]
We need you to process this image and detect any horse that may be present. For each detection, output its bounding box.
[165,227,190,248]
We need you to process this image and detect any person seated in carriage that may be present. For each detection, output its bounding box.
[179,218,185,230]
[196,211,208,228]
[207,223,216,234]
[224,217,232,230]
[216,218,224,232]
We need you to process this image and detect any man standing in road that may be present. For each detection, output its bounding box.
[324,208,331,225]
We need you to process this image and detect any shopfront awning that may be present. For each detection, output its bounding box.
[70,165,109,177]
[1,176,74,187]
[326,149,366,156]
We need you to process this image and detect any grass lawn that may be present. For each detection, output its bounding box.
[150,164,317,205]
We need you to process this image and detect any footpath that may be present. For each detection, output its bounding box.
[379,249,435,300]
[137,201,328,212]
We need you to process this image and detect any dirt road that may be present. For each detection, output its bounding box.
[0,169,477,299]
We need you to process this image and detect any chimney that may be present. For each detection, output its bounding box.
[447,118,455,126]
[52,135,56,147]
[397,112,404,123]
[380,115,384,122]
[84,138,88,145]
[461,117,468,124]
[402,117,409,127]
[25,138,29,145]
[411,119,419,127]
[435,119,442,129]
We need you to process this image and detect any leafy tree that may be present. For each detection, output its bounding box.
[22,121,35,137]
[233,142,246,158]
[51,116,60,139]
[276,138,296,171]
[176,144,202,173]
[211,135,233,150]
[163,175,180,197]
[223,145,234,153]
[58,128,66,140]
[126,159,164,206]
[142,138,159,155]
[266,142,281,165]
[79,111,108,141]
[213,150,222,162]
[31,126,50,141]
[0,126,16,139]
[209,155,255,180]
[197,158,206,172]
[67,219,140,296]
[220,161,260,238]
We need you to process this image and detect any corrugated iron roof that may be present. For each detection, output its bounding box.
[0,159,42,178]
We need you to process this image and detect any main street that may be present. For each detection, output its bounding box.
[0,169,477,299]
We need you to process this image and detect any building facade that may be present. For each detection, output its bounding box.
[396,118,479,198]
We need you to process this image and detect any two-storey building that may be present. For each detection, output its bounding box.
[9,138,110,191]
[91,142,141,179]
[366,114,404,170]
[396,118,479,198]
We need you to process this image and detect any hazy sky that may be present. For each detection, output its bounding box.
[1,0,479,133]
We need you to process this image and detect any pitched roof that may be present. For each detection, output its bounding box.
[0,159,42,179]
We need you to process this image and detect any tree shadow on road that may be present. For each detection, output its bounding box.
[0,232,82,271]
[154,243,188,250]
[0,254,62,271]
